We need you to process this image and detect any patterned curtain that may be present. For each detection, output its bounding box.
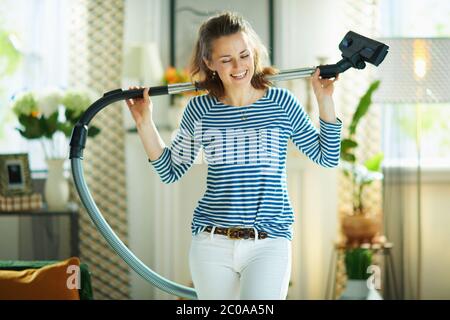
[335,0,383,297]
[68,0,130,300]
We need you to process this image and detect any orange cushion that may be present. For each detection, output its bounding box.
[0,257,81,300]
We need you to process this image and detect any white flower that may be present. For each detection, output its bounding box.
[36,88,63,118]
[340,161,384,185]
[62,88,95,118]
[363,170,383,183]
[11,91,38,116]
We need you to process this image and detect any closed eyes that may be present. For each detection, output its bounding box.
[221,54,250,63]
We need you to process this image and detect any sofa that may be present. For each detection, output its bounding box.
[0,257,93,300]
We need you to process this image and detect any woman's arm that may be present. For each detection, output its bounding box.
[311,68,339,124]
[126,86,203,184]
[136,120,166,162]
[317,95,337,124]
[126,86,165,161]
[288,102,342,168]
[282,68,343,168]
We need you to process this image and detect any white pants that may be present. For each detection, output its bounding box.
[189,230,292,300]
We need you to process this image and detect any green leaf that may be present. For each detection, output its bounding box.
[340,139,358,163]
[65,108,75,122]
[341,138,358,151]
[87,126,100,137]
[340,139,358,155]
[16,128,37,140]
[41,112,59,138]
[348,80,381,135]
[65,108,82,124]
[57,122,74,137]
[364,152,384,172]
[17,114,34,127]
[341,152,356,162]
[17,115,44,139]
[345,248,373,280]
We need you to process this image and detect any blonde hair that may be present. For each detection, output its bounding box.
[189,12,277,99]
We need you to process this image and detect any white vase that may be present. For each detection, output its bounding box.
[44,158,69,211]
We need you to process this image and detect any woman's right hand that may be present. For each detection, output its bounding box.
[125,86,153,126]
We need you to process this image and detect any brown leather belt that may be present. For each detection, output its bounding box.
[204,226,268,240]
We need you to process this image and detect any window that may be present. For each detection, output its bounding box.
[382,104,450,168]
[379,0,450,168]
[0,0,69,172]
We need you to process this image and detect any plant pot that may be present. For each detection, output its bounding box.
[44,158,69,210]
[339,279,383,300]
[342,214,380,244]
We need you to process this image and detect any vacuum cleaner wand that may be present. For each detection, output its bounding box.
[70,30,389,157]
[123,30,388,98]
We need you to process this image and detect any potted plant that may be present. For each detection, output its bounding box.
[11,88,100,210]
[339,248,382,300]
[340,80,384,245]
[337,80,385,299]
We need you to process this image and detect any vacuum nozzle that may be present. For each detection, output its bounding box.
[319,31,389,78]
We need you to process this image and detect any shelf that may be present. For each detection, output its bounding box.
[0,202,80,258]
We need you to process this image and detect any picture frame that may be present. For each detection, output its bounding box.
[169,0,275,69]
[0,153,33,196]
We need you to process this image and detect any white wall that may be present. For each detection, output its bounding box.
[275,0,345,69]
[122,0,171,129]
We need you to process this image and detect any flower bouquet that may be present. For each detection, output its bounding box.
[11,87,100,210]
[11,88,100,159]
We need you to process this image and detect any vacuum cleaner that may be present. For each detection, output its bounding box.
[69,31,389,299]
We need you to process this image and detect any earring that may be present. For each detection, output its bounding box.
[212,71,216,79]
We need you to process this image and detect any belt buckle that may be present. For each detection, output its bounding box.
[227,228,241,239]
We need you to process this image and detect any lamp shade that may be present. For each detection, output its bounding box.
[123,42,164,85]
[373,38,450,103]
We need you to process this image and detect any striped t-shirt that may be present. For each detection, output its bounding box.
[150,86,342,240]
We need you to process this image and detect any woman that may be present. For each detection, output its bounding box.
[126,12,342,300]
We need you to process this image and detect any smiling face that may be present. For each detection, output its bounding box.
[203,32,255,91]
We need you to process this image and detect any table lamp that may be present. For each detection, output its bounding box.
[123,42,164,86]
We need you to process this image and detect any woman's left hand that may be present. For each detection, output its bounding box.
[311,68,339,104]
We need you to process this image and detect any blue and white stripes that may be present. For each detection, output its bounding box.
[149,87,342,240]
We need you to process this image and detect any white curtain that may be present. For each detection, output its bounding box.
[0,0,69,170]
